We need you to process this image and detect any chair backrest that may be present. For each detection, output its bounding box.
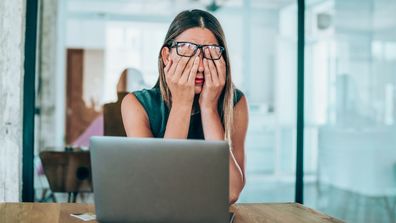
[103,92,128,137]
[39,151,93,193]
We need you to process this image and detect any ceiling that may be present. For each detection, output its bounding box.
[66,0,295,16]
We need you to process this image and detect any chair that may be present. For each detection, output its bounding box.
[103,92,128,136]
[39,150,93,202]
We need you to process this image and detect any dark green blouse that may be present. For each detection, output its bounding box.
[132,87,244,139]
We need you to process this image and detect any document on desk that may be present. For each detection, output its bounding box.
[70,213,96,221]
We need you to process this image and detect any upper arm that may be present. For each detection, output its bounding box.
[121,93,154,137]
[231,95,249,183]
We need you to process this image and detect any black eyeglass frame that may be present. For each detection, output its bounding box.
[168,40,225,60]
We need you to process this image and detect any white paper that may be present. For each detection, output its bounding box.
[70,213,96,221]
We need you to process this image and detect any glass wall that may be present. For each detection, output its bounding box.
[35,0,298,203]
[32,0,396,221]
[304,0,396,222]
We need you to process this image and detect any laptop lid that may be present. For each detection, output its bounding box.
[90,136,229,223]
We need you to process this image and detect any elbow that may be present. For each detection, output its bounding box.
[229,193,239,204]
[229,185,244,204]
[229,175,245,204]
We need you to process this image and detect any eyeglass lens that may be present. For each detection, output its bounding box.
[176,42,222,59]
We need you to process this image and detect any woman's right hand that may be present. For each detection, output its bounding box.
[164,50,200,107]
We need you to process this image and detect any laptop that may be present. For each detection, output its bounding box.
[90,136,234,223]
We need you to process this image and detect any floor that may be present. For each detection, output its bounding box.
[239,175,396,223]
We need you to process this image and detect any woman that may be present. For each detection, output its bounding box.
[121,9,248,204]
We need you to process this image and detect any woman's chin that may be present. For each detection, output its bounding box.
[194,85,203,94]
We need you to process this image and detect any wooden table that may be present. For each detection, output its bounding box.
[0,202,344,223]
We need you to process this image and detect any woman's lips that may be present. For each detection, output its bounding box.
[195,77,204,84]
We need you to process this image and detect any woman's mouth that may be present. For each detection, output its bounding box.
[195,77,204,85]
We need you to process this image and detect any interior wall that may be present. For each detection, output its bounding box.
[0,0,26,202]
[37,0,59,151]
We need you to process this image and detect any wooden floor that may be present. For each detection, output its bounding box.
[314,185,396,223]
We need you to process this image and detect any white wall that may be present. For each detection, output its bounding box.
[83,49,105,109]
[0,0,26,202]
[37,0,61,151]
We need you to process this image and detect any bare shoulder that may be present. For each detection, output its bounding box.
[121,93,152,137]
[232,95,249,145]
[231,95,248,179]
[234,95,249,117]
[232,95,249,140]
[121,93,147,117]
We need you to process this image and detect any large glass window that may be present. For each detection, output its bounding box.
[304,0,396,222]
[35,0,298,203]
[31,0,396,221]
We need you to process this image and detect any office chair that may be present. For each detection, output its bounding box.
[39,150,92,202]
[103,91,128,136]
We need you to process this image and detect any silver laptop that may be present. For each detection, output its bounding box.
[90,136,232,223]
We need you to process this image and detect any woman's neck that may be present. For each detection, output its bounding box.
[192,95,200,115]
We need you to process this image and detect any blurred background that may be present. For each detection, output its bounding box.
[32,0,396,222]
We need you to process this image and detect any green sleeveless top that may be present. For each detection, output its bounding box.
[132,87,244,139]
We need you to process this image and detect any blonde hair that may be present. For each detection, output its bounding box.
[155,9,235,146]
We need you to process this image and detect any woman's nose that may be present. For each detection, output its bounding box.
[198,53,204,73]
[198,61,204,73]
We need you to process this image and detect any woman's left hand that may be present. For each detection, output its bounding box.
[199,48,226,111]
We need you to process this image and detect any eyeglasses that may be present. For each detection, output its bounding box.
[169,41,225,60]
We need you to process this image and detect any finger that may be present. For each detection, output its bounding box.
[211,51,226,83]
[173,56,190,80]
[183,49,199,83]
[188,53,200,84]
[206,48,219,85]
[210,47,223,68]
[209,46,222,61]
[167,55,181,78]
[208,59,220,85]
[203,58,213,85]
[179,53,197,83]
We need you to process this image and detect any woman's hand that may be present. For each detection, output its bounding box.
[199,48,226,111]
[164,50,200,107]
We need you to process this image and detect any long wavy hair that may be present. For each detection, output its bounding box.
[155,9,235,144]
